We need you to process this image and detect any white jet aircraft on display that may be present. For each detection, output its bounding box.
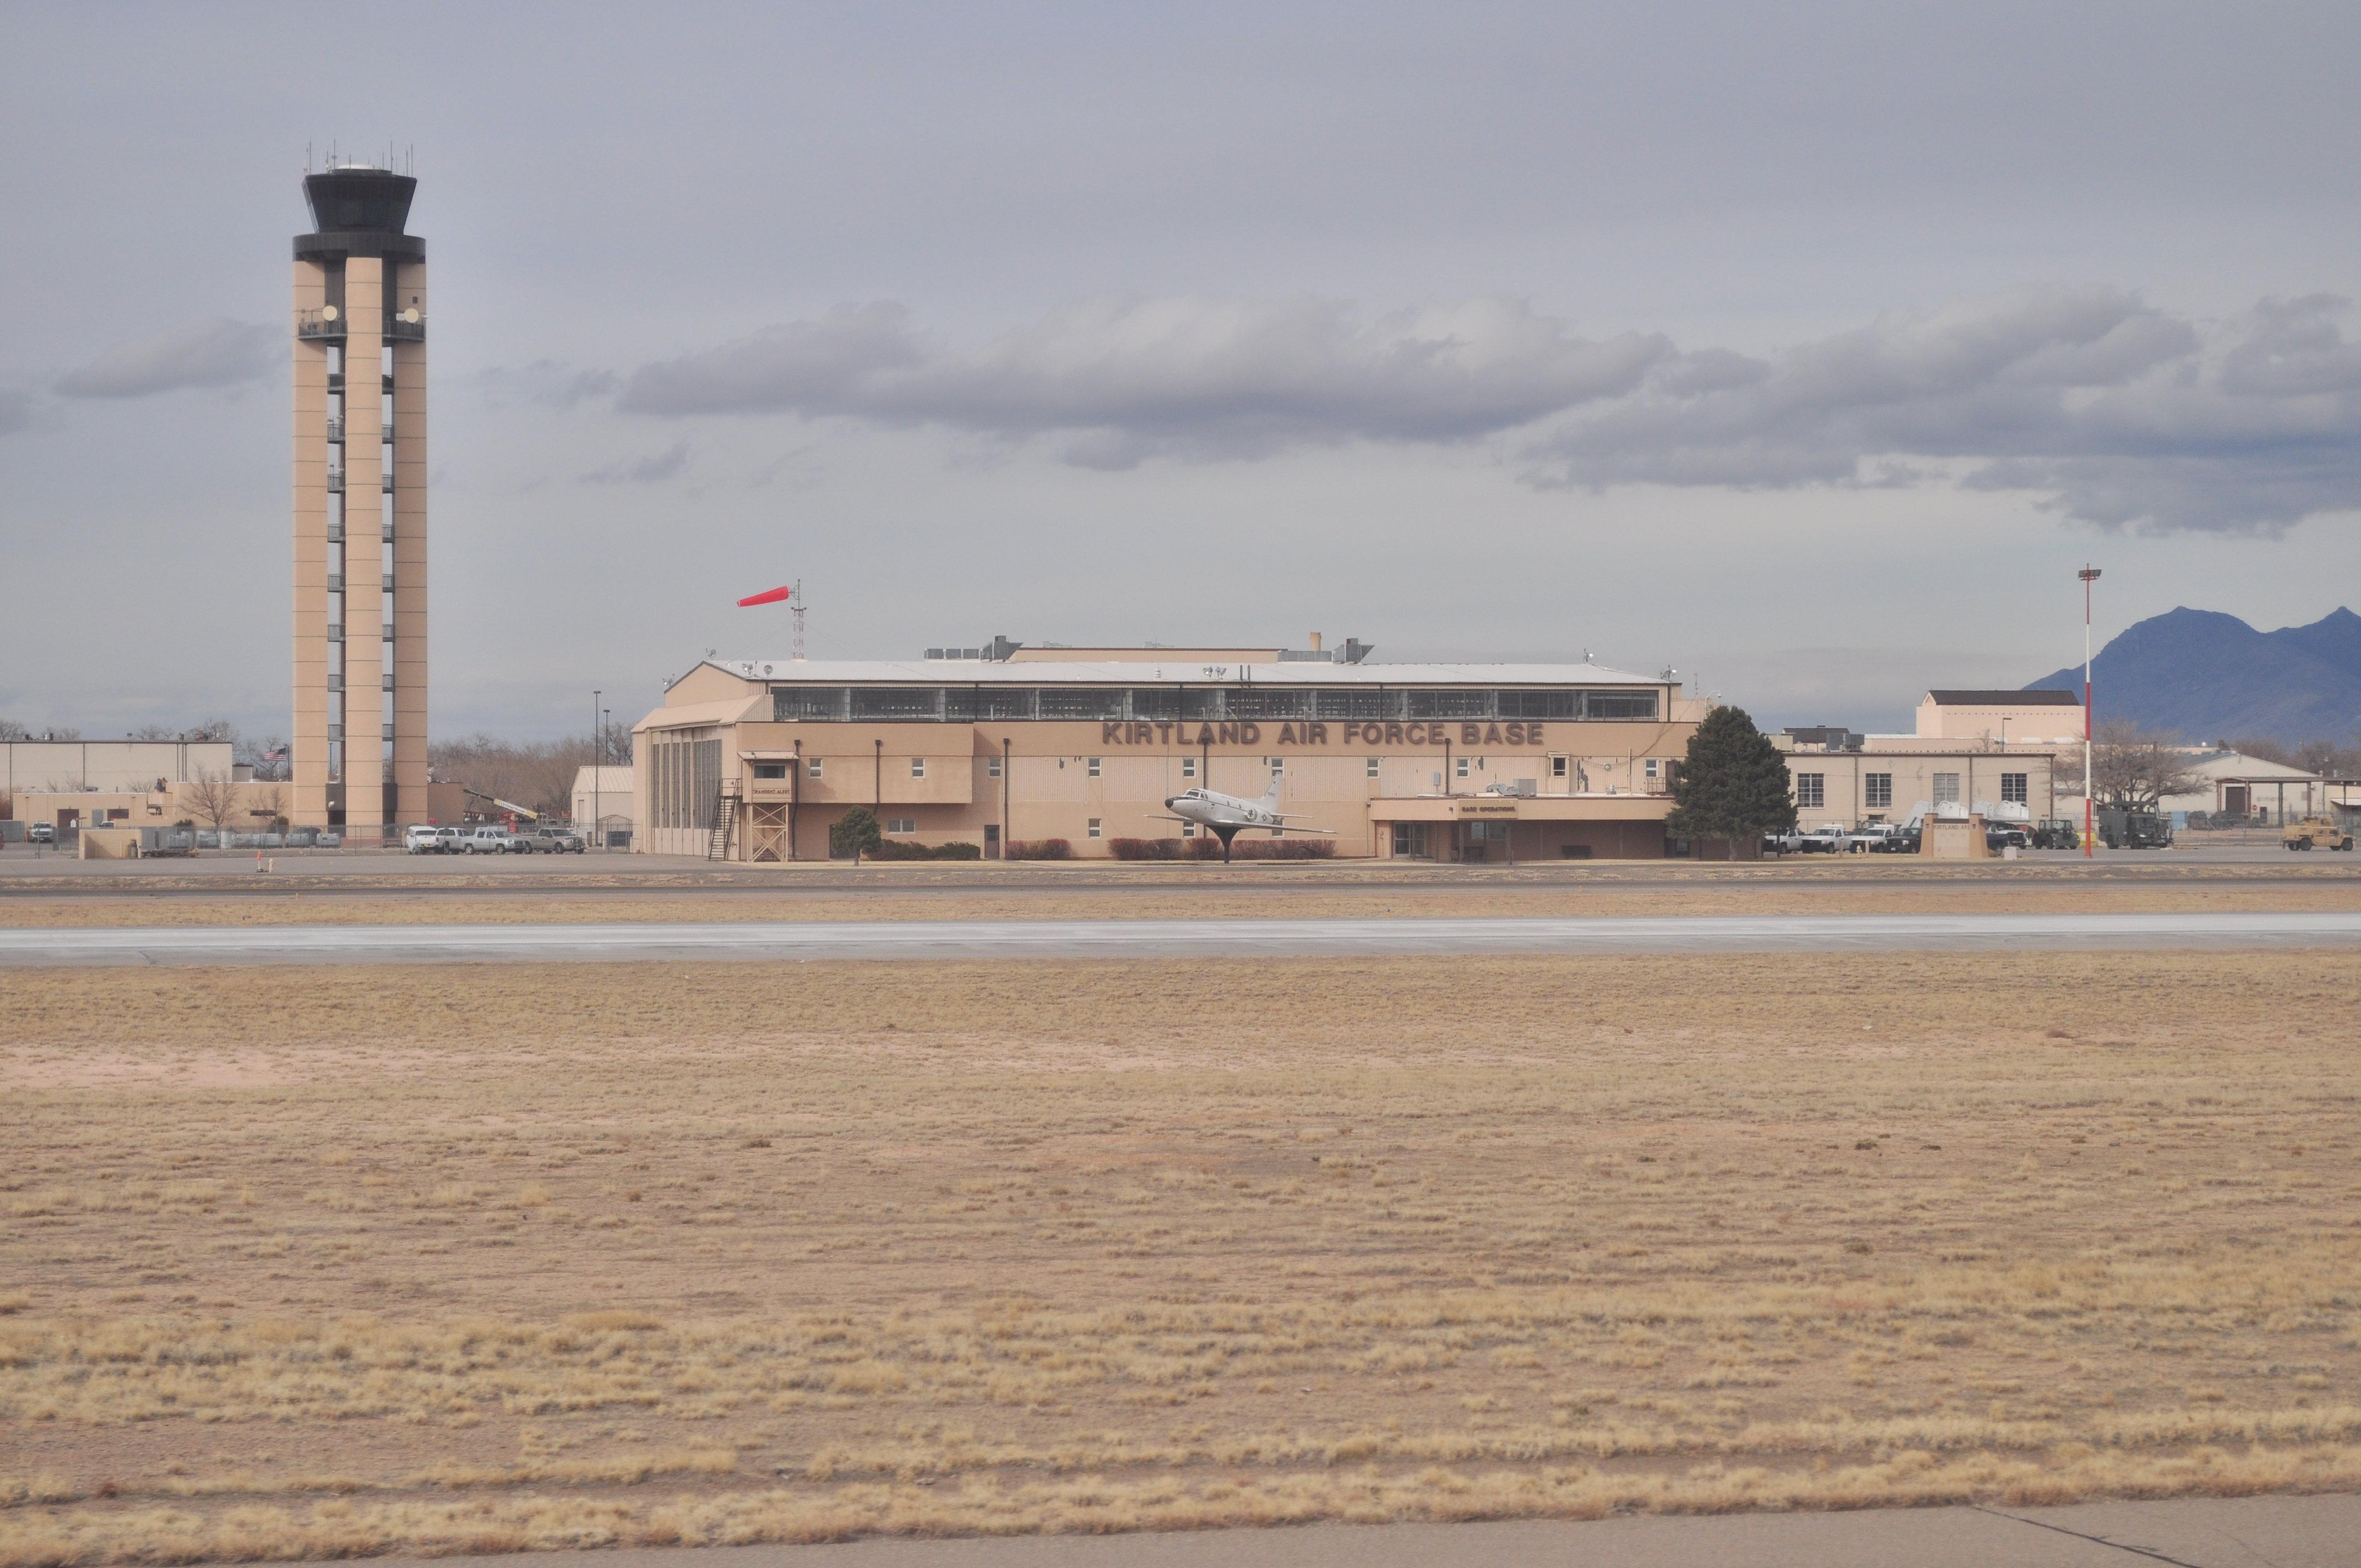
[1158,778,1334,863]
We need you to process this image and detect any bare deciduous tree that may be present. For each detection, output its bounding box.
[2090,721,2200,810]
[184,769,244,831]
[429,736,604,819]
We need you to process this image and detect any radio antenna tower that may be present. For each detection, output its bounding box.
[792,578,806,662]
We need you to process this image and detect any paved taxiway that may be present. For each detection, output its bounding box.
[350,1493,2361,1567]
[5,910,2359,966]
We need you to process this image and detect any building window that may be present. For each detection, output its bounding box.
[1180,822,1196,838]
[1087,756,1101,778]
[851,688,942,721]
[1796,772,1825,809]
[886,817,915,834]
[1644,758,1660,781]
[1087,818,1102,839]
[1455,756,1471,778]
[1934,772,1960,805]
[1551,755,1568,779]
[1181,757,1196,778]
[2001,772,2028,805]
[1366,756,1380,779]
[1267,756,1283,775]
[807,757,824,778]
[1865,772,1893,810]
[1392,822,1428,857]
[752,763,786,780]
[987,755,1002,778]
[911,756,926,779]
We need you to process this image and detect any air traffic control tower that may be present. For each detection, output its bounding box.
[291,165,427,832]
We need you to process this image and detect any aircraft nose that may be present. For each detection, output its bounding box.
[1163,797,1177,809]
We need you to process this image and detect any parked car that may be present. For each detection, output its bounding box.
[1985,822,2031,851]
[1871,824,1920,853]
[2028,818,2082,850]
[463,825,527,853]
[1797,825,1851,854]
[28,822,56,844]
[1761,827,1805,855]
[404,824,444,853]
[526,824,585,853]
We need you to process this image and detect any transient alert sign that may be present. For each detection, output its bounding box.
[736,584,793,607]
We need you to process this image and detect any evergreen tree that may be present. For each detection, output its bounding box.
[829,806,882,862]
[1666,705,1796,858]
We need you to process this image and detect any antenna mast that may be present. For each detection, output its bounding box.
[792,579,806,662]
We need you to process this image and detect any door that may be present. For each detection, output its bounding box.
[983,823,1001,860]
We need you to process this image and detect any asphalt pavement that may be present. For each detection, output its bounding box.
[348,1494,2361,1568]
[4,910,2359,966]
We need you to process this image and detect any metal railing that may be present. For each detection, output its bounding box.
[300,311,424,341]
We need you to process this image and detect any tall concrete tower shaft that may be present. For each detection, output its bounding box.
[292,166,427,833]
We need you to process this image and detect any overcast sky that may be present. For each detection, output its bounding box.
[4,2,2358,739]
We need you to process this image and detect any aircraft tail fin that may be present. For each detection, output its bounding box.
[1261,774,1283,805]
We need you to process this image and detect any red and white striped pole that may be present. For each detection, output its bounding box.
[2079,565,2101,857]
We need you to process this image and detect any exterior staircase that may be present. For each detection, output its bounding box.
[707,779,739,860]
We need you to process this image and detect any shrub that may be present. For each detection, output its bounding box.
[1173,835,1335,859]
[1108,837,1184,860]
[1005,838,1073,861]
[1234,837,1335,859]
[868,840,982,861]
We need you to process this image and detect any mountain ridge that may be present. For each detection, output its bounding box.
[2025,607,2361,747]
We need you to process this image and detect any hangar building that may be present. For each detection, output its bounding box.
[632,638,1710,861]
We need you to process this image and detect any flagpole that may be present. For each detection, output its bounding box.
[2079,566,2101,857]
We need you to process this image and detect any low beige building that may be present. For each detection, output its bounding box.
[1776,732,2058,824]
[3,739,235,797]
[634,640,1712,862]
[1916,689,2085,748]
[570,766,635,848]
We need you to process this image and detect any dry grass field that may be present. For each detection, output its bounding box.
[5,948,2361,1561]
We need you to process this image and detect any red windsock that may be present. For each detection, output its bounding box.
[736,584,793,607]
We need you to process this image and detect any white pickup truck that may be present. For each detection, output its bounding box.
[462,825,528,853]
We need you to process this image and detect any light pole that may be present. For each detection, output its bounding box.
[2079,566,2101,857]
[592,689,602,851]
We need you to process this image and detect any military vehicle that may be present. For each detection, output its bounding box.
[2283,815,2355,851]
[2095,807,2173,849]
[2028,818,2082,850]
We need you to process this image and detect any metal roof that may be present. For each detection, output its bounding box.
[1925,689,2081,705]
[697,658,1664,688]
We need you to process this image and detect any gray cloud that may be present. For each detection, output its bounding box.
[0,390,35,437]
[581,440,689,485]
[477,361,621,411]
[1526,288,2361,533]
[613,287,2361,532]
[54,318,276,399]
[620,296,1671,460]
